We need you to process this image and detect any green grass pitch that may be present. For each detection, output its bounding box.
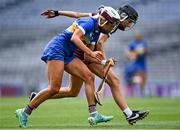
[0,97,180,130]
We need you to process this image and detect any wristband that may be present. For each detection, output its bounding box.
[54,10,59,16]
[88,13,92,17]
[101,60,107,65]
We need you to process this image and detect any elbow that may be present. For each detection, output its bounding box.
[74,14,79,18]
[97,40,103,45]
[74,13,80,18]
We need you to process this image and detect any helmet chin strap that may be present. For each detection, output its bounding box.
[118,24,125,31]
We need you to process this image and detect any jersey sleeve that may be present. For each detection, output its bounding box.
[76,18,95,35]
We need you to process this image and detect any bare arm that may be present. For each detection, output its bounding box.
[71,29,92,55]
[84,33,108,63]
[58,11,90,18]
[95,33,109,59]
[71,29,103,61]
[41,10,90,18]
[84,33,117,65]
[84,44,100,64]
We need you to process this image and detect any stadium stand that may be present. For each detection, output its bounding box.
[0,0,180,96]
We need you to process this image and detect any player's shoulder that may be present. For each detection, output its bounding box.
[76,17,97,33]
[76,17,96,25]
[129,40,136,45]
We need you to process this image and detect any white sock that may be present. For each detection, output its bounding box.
[89,111,98,117]
[123,107,133,118]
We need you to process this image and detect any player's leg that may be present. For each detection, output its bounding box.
[51,75,83,98]
[16,60,64,128]
[134,70,146,95]
[65,58,113,125]
[65,58,95,105]
[88,63,149,124]
[88,63,128,110]
[30,60,64,107]
[124,70,135,97]
[104,69,149,124]
[29,75,83,101]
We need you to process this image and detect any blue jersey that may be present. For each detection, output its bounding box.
[128,39,148,70]
[66,17,100,45]
[124,39,147,83]
[41,16,100,64]
[124,39,148,77]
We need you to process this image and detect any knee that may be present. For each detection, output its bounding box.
[108,75,120,87]
[70,92,79,97]
[84,72,95,83]
[67,88,79,97]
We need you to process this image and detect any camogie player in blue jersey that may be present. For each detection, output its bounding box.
[124,32,148,96]
[15,6,121,128]
[30,5,149,125]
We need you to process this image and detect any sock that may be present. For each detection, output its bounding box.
[88,104,97,116]
[123,107,133,118]
[24,105,33,115]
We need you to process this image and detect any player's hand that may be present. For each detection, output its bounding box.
[106,58,117,66]
[90,51,103,62]
[41,10,58,18]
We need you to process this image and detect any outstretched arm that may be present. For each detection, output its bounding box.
[58,11,90,18]
[41,10,90,18]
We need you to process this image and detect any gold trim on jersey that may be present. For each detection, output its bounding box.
[66,21,90,45]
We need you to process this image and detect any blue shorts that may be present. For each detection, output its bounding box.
[41,31,77,65]
[124,62,146,84]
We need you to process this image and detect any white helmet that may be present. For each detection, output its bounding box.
[98,6,120,34]
[98,6,120,27]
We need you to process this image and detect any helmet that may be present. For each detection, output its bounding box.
[118,4,138,31]
[98,6,120,34]
[97,5,105,12]
[99,6,120,26]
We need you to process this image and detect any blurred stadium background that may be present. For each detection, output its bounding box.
[0,0,180,97]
